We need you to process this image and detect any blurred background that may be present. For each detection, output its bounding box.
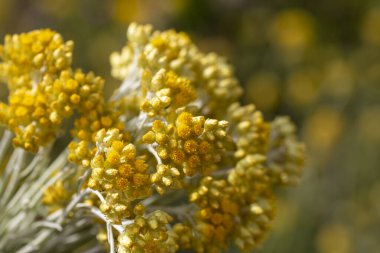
[0,0,379,252]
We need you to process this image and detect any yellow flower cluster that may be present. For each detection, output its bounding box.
[0,30,73,151]
[226,103,304,187]
[42,180,73,213]
[186,154,277,252]
[0,24,305,253]
[266,116,305,185]
[0,29,119,155]
[228,155,276,251]
[140,69,197,117]
[190,177,239,253]
[88,128,151,223]
[170,223,194,249]
[110,22,242,117]
[68,101,125,167]
[142,111,232,194]
[117,208,177,253]
[227,103,269,158]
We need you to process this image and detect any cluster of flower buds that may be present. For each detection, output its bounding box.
[0,23,305,253]
[0,30,116,155]
[190,177,239,252]
[0,30,73,151]
[110,23,242,117]
[266,116,305,186]
[227,103,269,158]
[140,69,197,117]
[142,111,232,194]
[88,128,151,223]
[228,155,276,251]
[117,207,176,253]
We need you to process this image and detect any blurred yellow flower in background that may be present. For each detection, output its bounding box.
[316,223,352,253]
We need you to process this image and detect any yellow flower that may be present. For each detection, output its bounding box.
[0,24,305,253]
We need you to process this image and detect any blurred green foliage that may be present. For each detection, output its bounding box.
[0,0,379,252]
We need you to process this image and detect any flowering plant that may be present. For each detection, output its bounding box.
[0,23,304,253]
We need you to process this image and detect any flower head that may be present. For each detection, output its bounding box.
[0,24,305,253]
